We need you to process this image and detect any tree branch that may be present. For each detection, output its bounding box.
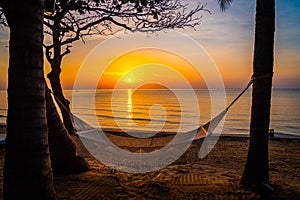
[42,0,208,66]
[61,45,71,57]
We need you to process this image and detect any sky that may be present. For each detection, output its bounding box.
[0,0,299,89]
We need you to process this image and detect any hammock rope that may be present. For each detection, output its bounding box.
[226,79,253,111]
[0,78,257,146]
[46,78,254,149]
[50,79,254,123]
[0,78,255,153]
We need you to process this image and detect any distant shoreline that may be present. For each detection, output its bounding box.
[1,124,300,140]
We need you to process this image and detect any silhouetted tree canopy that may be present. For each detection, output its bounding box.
[43,0,207,61]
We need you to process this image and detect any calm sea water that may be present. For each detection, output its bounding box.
[0,89,299,138]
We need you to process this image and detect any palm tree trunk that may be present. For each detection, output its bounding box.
[241,0,275,186]
[3,0,56,199]
[45,86,89,174]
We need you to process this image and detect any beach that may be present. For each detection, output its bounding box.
[0,134,299,199]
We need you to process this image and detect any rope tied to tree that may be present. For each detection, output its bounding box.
[251,72,274,82]
[226,72,273,111]
[226,78,253,111]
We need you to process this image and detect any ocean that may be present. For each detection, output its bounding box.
[0,89,299,138]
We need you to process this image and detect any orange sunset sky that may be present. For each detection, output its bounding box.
[0,0,299,89]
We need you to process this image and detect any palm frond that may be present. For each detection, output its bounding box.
[218,0,233,12]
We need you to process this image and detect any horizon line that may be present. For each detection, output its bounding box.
[1,87,300,90]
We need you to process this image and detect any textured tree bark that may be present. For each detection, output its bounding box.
[45,86,89,174]
[3,0,56,199]
[241,0,275,187]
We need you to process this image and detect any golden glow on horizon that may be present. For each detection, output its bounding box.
[97,48,207,89]
[53,41,299,89]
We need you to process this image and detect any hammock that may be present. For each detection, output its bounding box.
[65,82,253,172]
[0,81,253,150]
[61,81,253,152]
[1,82,253,172]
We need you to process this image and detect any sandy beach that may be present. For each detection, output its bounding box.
[0,133,299,200]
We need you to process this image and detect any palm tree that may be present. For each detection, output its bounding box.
[2,0,56,199]
[217,0,275,188]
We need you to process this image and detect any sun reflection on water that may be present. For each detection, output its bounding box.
[127,89,132,119]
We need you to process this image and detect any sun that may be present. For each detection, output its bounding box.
[126,77,132,83]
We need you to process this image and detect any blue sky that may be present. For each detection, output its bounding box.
[186,0,300,88]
